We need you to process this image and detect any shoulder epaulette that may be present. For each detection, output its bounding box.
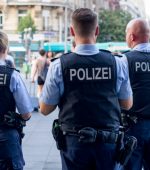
[6,65,20,72]
[51,52,72,62]
[122,50,131,54]
[63,52,72,55]
[99,49,111,53]
[114,54,124,58]
[51,57,60,62]
[15,68,20,73]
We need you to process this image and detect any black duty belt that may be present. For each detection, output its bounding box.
[63,127,121,144]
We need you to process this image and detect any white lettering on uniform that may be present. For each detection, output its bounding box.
[70,67,112,81]
[135,62,140,71]
[95,68,101,79]
[86,68,92,80]
[109,67,111,79]
[70,69,76,81]
[102,67,109,79]
[77,68,85,80]
[135,62,150,72]
[0,74,7,85]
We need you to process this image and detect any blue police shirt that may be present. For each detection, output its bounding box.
[133,43,150,52]
[40,44,132,105]
[0,59,33,114]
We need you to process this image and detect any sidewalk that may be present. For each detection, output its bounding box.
[21,73,61,170]
[23,109,61,170]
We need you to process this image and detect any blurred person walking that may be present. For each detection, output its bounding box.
[31,49,49,98]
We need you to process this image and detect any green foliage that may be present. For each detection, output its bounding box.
[17,14,36,33]
[97,9,132,42]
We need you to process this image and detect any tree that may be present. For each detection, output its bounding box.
[97,9,132,42]
[17,14,36,33]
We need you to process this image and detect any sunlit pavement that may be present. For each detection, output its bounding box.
[21,73,61,170]
[23,109,61,170]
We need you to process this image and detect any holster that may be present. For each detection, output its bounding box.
[121,112,138,129]
[116,134,137,166]
[52,119,66,150]
[3,111,26,139]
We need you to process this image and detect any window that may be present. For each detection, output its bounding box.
[42,10,50,31]
[0,11,3,29]
[18,9,27,23]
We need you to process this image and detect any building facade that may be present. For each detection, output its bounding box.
[119,0,146,18]
[0,0,86,42]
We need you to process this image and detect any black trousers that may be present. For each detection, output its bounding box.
[60,135,120,170]
[0,159,13,170]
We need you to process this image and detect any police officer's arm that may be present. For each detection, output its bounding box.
[40,58,62,115]
[115,56,133,110]
[10,71,33,119]
[40,103,57,115]
[21,113,32,121]
[119,98,133,110]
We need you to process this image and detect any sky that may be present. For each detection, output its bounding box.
[144,0,150,17]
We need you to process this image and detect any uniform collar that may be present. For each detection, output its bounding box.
[0,59,6,65]
[75,44,99,56]
[133,43,150,52]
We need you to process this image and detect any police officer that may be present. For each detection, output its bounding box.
[40,8,133,170]
[124,18,150,170]
[0,31,33,169]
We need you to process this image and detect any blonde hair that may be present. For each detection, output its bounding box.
[0,31,8,53]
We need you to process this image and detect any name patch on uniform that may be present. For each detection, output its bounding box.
[135,62,150,72]
[0,74,7,85]
[70,67,112,81]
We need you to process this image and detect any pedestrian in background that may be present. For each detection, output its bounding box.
[0,31,33,170]
[31,49,49,98]
[40,8,132,170]
[124,18,150,170]
[46,51,53,61]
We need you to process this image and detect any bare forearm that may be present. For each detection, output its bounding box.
[40,102,57,116]
[119,97,133,110]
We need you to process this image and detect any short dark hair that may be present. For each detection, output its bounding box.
[39,49,46,56]
[72,8,98,37]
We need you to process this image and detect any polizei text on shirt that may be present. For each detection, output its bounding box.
[135,62,150,72]
[0,74,7,85]
[69,67,112,81]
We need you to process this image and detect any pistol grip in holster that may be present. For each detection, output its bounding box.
[3,111,26,139]
[52,119,66,150]
[116,134,137,166]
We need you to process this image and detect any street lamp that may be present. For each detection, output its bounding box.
[24,27,32,62]
[23,27,32,79]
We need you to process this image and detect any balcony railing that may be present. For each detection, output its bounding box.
[7,0,74,9]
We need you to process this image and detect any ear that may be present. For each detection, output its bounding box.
[130,33,136,41]
[70,26,75,36]
[95,26,99,36]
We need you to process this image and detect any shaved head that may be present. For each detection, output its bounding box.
[126,18,150,48]
[126,18,150,37]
